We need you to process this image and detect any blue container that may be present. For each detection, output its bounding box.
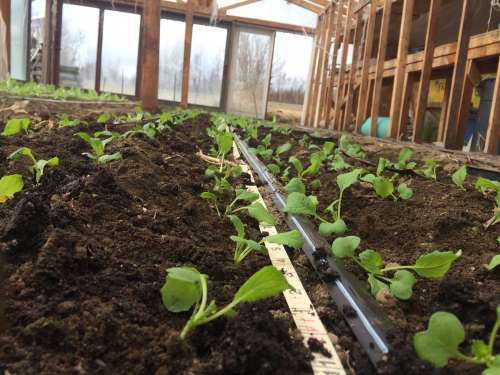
[360,117,390,138]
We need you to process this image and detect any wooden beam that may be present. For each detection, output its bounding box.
[387,0,415,138]
[316,5,335,127]
[181,0,194,108]
[443,0,472,149]
[0,0,11,76]
[308,14,326,127]
[454,60,479,147]
[333,0,353,130]
[326,0,347,128]
[354,2,376,132]
[343,11,363,130]
[141,0,160,110]
[397,72,415,139]
[304,15,323,126]
[95,9,104,92]
[287,0,324,14]
[219,0,261,12]
[412,0,441,143]
[369,0,392,137]
[437,74,452,142]
[484,57,500,154]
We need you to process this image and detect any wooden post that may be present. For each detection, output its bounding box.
[41,0,53,84]
[316,6,335,127]
[140,0,161,110]
[181,0,194,108]
[412,0,441,143]
[443,0,472,149]
[369,0,392,137]
[455,61,480,147]
[484,58,500,154]
[342,11,363,131]
[95,9,104,92]
[0,0,11,75]
[388,0,415,138]
[397,73,415,139]
[304,21,321,127]
[333,0,353,130]
[308,15,326,127]
[52,0,63,86]
[325,0,346,128]
[437,75,452,142]
[354,2,376,132]
[314,11,332,127]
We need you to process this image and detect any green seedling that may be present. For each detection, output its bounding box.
[298,135,310,148]
[329,154,352,172]
[322,169,365,236]
[393,148,416,171]
[486,254,500,271]
[311,179,322,189]
[204,166,234,196]
[215,131,233,172]
[75,132,122,165]
[200,192,221,217]
[58,114,82,128]
[0,174,24,203]
[161,265,292,339]
[8,147,59,184]
[285,177,306,194]
[422,159,438,180]
[123,123,157,140]
[452,165,468,191]
[331,236,461,300]
[339,135,365,159]
[476,177,500,227]
[96,112,111,124]
[229,215,303,264]
[362,171,413,201]
[225,189,275,225]
[414,306,500,373]
[2,118,30,136]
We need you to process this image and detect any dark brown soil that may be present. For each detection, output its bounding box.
[241,126,500,375]
[0,111,313,374]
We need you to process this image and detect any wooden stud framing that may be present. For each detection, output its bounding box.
[316,6,335,128]
[397,73,415,139]
[140,0,160,110]
[484,57,500,153]
[437,74,452,142]
[455,60,480,147]
[1,0,11,75]
[342,11,363,131]
[326,0,346,128]
[332,0,353,130]
[304,17,322,127]
[181,0,194,108]
[443,0,472,149]
[369,0,392,137]
[354,1,376,132]
[388,0,415,138]
[95,9,105,92]
[412,0,441,143]
[308,14,326,127]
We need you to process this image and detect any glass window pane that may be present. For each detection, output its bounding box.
[159,19,185,102]
[59,4,99,90]
[101,10,141,96]
[189,24,227,107]
[10,0,29,80]
[227,29,274,118]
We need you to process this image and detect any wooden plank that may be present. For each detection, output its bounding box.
[325,0,347,128]
[387,0,415,138]
[332,0,353,130]
[316,6,336,127]
[437,74,452,142]
[41,0,54,84]
[0,0,11,75]
[443,0,472,149]
[304,16,323,126]
[354,2,376,131]
[455,60,479,147]
[412,0,441,143]
[95,9,104,92]
[369,0,392,137]
[309,14,326,127]
[342,11,363,130]
[52,0,63,86]
[181,0,194,108]
[397,72,415,139]
[484,57,500,154]
[287,0,324,14]
[140,0,160,110]
[219,0,261,12]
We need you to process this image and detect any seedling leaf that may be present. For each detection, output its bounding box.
[285,177,306,194]
[389,270,416,300]
[452,166,467,190]
[284,192,317,217]
[247,202,275,225]
[265,230,304,249]
[486,255,500,271]
[234,265,291,303]
[373,177,394,198]
[2,118,30,136]
[276,142,292,155]
[331,236,360,258]
[414,250,462,278]
[414,312,465,368]
[398,183,413,200]
[319,219,347,237]
[161,267,202,312]
[359,250,383,274]
[0,174,24,203]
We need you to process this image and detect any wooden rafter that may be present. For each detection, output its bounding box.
[219,0,261,12]
[286,0,324,14]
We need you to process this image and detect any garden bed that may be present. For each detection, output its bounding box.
[0,110,314,374]
[233,123,500,374]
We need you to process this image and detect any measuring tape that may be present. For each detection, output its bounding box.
[233,144,346,375]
